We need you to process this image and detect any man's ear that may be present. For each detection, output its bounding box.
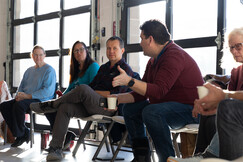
[121,48,125,55]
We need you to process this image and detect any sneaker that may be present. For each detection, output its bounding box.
[30,102,56,113]
[167,155,203,162]
[63,131,76,151]
[46,147,63,161]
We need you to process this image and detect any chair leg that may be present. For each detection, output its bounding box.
[101,124,110,152]
[172,132,180,157]
[77,119,86,150]
[92,121,115,161]
[72,121,92,156]
[30,111,34,148]
[4,122,7,145]
[110,130,128,162]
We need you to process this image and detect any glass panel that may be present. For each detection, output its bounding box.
[14,0,34,19]
[45,56,60,83]
[226,0,243,32]
[13,58,34,87]
[13,57,59,87]
[184,47,217,77]
[127,52,150,78]
[37,19,60,50]
[64,0,90,10]
[128,1,166,44]
[173,0,217,40]
[14,23,34,53]
[62,55,71,88]
[63,13,90,48]
[38,0,60,15]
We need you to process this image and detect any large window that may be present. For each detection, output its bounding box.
[121,0,227,77]
[10,0,91,130]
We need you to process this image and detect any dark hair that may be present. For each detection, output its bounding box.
[140,19,171,45]
[106,36,124,48]
[69,41,95,83]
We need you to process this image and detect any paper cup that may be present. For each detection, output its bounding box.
[107,97,117,110]
[197,86,209,99]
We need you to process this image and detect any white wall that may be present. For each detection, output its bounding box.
[0,0,8,81]
[98,0,117,64]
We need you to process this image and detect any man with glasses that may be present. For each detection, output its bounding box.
[0,45,56,147]
[168,27,243,162]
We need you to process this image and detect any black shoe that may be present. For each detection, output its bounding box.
[63,131,76,151]
[11,129,30,147]
[30,101,56,113]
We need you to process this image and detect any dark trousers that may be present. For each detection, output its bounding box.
[0,99,40,137]
[45,112,57,130]
[194,115,216,154]
[217,99,243,160]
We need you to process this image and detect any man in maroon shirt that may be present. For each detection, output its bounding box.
[112,20,204,162]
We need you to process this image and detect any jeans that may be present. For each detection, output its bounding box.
[195,115,216,154]
[206,132,219,157]
[123,101,199,162]
[217,99,243,160]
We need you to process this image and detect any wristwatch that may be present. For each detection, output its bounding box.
[128,78,135,87]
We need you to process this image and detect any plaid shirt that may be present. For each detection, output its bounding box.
[89,59,134,94]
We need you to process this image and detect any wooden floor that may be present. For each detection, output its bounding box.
[0,133,135,162]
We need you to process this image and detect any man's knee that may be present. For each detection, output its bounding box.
[76,84,90,91]
[217,99,241,121]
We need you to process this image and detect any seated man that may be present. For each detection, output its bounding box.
[112,20,204,162]
[0,45,56,147]
[30,36,134,161]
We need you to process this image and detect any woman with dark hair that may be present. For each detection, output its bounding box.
[45,41,99,150]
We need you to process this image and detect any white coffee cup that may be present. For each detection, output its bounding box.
[107,97,117,110]
[197,86,209,99]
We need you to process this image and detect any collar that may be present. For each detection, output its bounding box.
[153,40,172,65]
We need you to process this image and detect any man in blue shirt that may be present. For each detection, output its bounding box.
[0,45,56,147]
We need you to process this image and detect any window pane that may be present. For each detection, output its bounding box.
[184,47,217,77]
[226,0,243,31]
[13,57,59,87]
[127,52,150,78]
[63,13,90,48]
[13,58,34,87]
[14,23,34,53]
[14,0,34,19]
[37,19,60,50]
[128,1,166,44]
[64,0,90,10]
[45,56,59,83]
[173,0,218,40]
[38,0,60,15]
[62,55,71,88]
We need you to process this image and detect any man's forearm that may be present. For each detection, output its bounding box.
[95,91,110,98]
[118,93,135,104]
[226,91,243,101]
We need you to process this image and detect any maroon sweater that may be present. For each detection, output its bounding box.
[228,64,243,91]
[131,41,204,105]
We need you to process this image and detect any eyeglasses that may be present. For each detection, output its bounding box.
[33,53,45,57]
[74,47,85,54]
[229,43,243,52]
